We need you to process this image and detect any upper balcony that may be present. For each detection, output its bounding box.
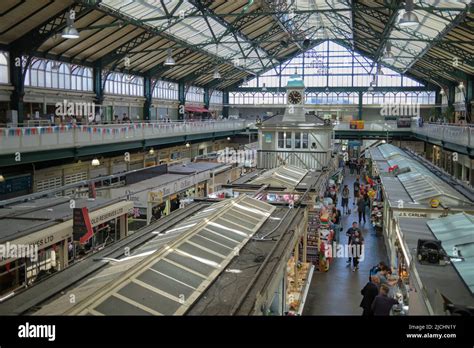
[0,120,250,166]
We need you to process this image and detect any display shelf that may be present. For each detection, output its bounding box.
[286,260,314,315]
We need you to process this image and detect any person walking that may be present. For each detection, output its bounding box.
[341,185,350,215]
[353,177,360,205]
[356,195,367,225]
[351,229,364,271]
[345,222,360,265]
[360,276,380,316]
[371,284,399,316]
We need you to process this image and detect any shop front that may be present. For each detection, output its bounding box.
[0,221,72,297]
[71,200,133,260]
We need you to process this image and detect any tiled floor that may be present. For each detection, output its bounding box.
[303,171,388,315]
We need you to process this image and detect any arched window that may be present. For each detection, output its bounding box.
[152,80,178,100]
[0,52,9,84]
[104,72,143,96]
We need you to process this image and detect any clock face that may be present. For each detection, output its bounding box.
[288,91,302,104]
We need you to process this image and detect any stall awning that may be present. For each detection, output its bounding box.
[185,106,208,113]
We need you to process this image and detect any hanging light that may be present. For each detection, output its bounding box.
[458,81,464,89]
[164,48,176,66]
[368,84,374,92]
[51,62,61,71]
[242,77,248,86]
[261,83,267,92]
[213,66,221,79]
[227,137,231,141]
[91,158,100,166]
[185,142,190,147]
[62,10,80,39]
[149,148,155,155]
[302,38,311,48]
[440,88,445,95]
[382,42,395,63]
[399,0,419,27]
[0,174,5,183]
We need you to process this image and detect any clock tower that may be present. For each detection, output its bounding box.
[282,69,305,122]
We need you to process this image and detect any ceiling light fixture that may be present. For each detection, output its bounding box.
[382,41,395,63]
[91,158,100,166]
[242,77,248,86]
[261,83,267,92]
[149,148,155,155]
[399,0,420,27]
[440,88,445,95]
[458,81,464,89]
[213,66,221,79]
[0,174,5,183]
[61,10,80,39]
[164,48,176,66]
[185,142,190,148]
[51,62,60,71]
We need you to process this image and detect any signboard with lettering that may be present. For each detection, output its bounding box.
[111,171,211,208]
[73,207,94,244]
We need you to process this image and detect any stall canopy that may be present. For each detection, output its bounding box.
[427,213,474,295]
[70,195,275,315]
[376,144,472,206]
[185,106,208,113]
[250,165,308,189]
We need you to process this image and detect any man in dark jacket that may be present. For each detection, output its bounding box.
[345,222,360,265]
[371,284,399,316]
[360,276,380,316]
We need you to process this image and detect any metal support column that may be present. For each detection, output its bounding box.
[467,75,473,123]
[204,87,210,109]
[144,76,152,121]
[223,90,229,119]
[9,51,26,125]
[358,91,363,120]
[178,81,186,121]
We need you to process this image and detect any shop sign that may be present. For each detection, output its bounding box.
[149,171,210,201]
[89,203,132,227]
[397,211,428,218]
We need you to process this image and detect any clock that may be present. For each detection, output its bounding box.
[288,91,302,104]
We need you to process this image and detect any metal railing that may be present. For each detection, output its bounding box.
[334,121,473,148]
[0,120,247,155]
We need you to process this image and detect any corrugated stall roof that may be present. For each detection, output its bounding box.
[68,195,275,315]
[427,213,474,295]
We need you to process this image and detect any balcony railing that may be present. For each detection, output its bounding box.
[333,121,473,148]
[0,120,247,155]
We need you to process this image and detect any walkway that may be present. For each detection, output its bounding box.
[303,171,388,315]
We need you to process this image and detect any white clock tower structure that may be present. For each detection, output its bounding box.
[257,69,333,170]
[282,69,306,122]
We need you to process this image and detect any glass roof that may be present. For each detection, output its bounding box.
[386,0,471,71]
[81,195,275,315]
[251,165,308,189]
[289,0,352,41]
[427,213,474,295]
[100,0,271,73]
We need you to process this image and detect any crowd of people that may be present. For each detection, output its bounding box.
[336,154,398,315]
[360,262,400,316]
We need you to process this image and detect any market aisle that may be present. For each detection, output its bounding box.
[303,171,388,315]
